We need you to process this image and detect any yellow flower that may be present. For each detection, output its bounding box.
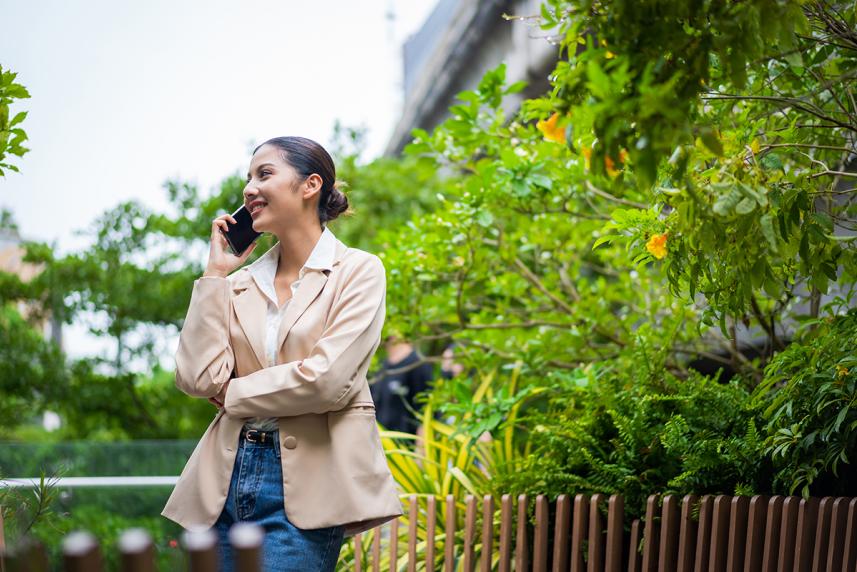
[581,145,592,169]
[836,365,849,379]
[604,149,627,178]
[536,112,566,144]
[604,155,619,177]
[646,233,668,259]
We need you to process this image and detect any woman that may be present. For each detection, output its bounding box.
[161,136,403,571]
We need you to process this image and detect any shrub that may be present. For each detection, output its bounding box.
[753,308,857,497]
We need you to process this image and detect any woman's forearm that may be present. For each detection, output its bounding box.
[175,276,235,398]
[224,257,386,417]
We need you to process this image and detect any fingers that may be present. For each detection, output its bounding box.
[210,219,224,242]
[211,213,237,229]
[216,222,230,239]
[210,213,239,247]
[214,212,237,224]
[211,218,230,234]
[207,213,256,275]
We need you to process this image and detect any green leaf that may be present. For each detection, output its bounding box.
[760,214,778,253]
[5,84,30,99]
[592,234,620,250]
[735,197,756,215]
[586,60,612,100]
[713,186,741,216]
[475,210,494,228]
[529,173,553,190]
[799,231,810,263]
[699,128,723,156]
[750,257,767,288]
[539,2,557,28]
[762,276,780,298]
[811,213,834,233]
[10,111,27,126]
[826,234,857,242]
[504,81,528,95]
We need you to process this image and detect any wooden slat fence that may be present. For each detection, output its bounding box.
[348,493,857,572]
[3,493,857,570]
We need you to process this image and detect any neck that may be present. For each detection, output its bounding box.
[273,221,324,276]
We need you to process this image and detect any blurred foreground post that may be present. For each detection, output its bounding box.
[229,523,263,572]
[117,529,154,572]
[61,531,101,572]
[2,536,49,572]
[182,527,218,572]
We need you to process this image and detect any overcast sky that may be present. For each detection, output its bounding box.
[0,0,437,362]
[0,0,436,250]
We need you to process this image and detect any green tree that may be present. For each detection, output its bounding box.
[0,64,30,176]
[361,0,857,511]
[326,121,444,252]
[530,0,855,332]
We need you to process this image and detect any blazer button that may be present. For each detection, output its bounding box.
[283,436,298,450]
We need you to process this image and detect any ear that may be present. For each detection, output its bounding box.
[302,173,324,200]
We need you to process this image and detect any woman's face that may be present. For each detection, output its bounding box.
[243,144,321,233]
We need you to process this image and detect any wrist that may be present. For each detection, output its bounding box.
[202,268,228,279]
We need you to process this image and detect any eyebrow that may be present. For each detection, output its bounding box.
[246,163,275,180]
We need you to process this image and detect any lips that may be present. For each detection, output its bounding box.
[248,200,267,217]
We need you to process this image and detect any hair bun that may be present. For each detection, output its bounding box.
[323,181,349,223]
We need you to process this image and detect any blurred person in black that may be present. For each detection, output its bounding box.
[440,342,465,380]
[370,335,434,434]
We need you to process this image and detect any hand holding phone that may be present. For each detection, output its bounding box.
[204,206,262,277]
[221,205,262,256]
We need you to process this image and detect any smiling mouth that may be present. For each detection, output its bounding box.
[248,201,267,215]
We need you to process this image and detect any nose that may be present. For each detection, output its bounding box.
[243,183,258,202]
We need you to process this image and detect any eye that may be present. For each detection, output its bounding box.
[246,170,272,183]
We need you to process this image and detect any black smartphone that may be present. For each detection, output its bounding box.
[221,205,262,256]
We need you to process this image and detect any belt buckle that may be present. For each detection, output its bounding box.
[245,429,264,443]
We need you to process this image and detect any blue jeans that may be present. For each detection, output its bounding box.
[213,430,345,571]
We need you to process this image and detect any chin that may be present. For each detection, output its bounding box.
[251,218,267,233]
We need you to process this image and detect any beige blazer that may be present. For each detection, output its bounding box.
[161,238,403,536]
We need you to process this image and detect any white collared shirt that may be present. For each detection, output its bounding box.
[242,226,337,430]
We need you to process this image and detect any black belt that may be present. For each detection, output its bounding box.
[240,427,278,444]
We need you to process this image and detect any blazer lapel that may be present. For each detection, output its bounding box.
[231,271,268,369]
[275,238,349,352]
[275,270,328,350]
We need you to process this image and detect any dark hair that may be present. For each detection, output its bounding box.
[253,136,349,224]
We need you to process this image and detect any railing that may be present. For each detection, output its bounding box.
[0,477,179,488]
[2,493,856,571]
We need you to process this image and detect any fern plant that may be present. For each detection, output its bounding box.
[493,354,765,520]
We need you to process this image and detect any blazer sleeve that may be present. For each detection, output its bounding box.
[174,276,235,398]
[223,255,386,418]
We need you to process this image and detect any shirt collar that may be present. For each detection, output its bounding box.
[302,226,337,272]
[248,226,337,305]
